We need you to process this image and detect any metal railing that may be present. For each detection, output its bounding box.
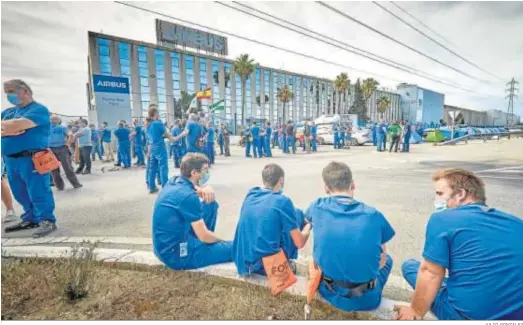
[437,131,523,146]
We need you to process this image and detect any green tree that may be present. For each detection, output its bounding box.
[277,85,295,122]
[362,78,379,121]
[173,90,197,118]
[376,96,391,119]
[350,79,366,120]
[333,73,350,114]
[233,54,256,125]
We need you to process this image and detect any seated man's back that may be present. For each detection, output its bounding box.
[306,162,395,312]
[232,163,310,277]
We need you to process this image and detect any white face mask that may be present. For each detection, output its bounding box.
[434,199,448,212]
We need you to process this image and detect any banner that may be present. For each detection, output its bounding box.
[93,75,131,128]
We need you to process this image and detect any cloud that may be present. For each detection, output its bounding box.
[1,1,521,118]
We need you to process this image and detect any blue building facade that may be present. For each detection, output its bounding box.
[396,83,444,125]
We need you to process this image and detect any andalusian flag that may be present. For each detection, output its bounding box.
[196,88,212,100]
[210,99,225,112]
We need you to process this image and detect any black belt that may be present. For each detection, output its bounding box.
[7,150,46,159]
[322,276,377,298]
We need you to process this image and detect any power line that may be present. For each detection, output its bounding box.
[228,1,475,92]
[216,1,479,94]
[373,1,502,81]
[316,1,491,84]
[113,1,403,83]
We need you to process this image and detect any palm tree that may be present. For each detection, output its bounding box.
[233,54,256,125]
[333,73,350,114]
[277,85,295,122]
[362,78,379,121]
[376,96,391,119]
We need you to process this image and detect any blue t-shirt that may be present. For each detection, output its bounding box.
[423,203,523,320]
[102,128,112,143]
[218,129,224,143]
[207,128,215,143]
[266,127,272,139]
[1,102,51,156]
[171,126,182,146]
[251,125,260,139]
[134,125,144,147]
[49,124,68,148]
[232,187,300,276]
[311,125,317,137]
[146,120,166,150]
[114,126,131,145]
[77,127,92,147]
[186,120,203,150]
[90,128,99,143]
[306,196,395,283]
[152,176,206,265]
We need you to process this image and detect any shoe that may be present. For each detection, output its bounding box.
[56,187,64,191]
[32,220,57,238]
[75,169,82,174]
[150,188,159,194]
[74,184,83,189]
[4,220,39,233]
[114,164,122,167]
[82,170,91,175]
[4,210,17,223]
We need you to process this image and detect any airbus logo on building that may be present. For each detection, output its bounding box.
[97,80,127,88]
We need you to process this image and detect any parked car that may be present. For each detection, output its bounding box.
[316,126,371,146]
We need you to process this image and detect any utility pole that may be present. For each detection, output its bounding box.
[505,78,519,126]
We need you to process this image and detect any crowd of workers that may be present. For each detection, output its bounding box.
[371,120,414,153]
[1,79,522,320]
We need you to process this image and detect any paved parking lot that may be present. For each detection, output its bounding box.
[2,138,522,300]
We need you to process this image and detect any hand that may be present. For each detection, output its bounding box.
[196,185,215,203]
[393,305,422,320]
[1,129,25,137]
[379,252,387,269]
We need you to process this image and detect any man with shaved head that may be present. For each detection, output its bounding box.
[49,114,82,190]
[1,79,57,237]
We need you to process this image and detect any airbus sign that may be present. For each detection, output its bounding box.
[93,75,130,94]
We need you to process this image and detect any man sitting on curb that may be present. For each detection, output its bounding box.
[232,163,311,276]
[152,153,232,270]
[394,168,523,320]
[306,161,395,311]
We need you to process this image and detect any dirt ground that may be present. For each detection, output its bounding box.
[1,258,373,320]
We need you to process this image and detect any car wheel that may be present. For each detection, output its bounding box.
[350,138,359,146]
[318,137,325,145]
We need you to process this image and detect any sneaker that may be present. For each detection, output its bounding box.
[4,220,39,233]
[32,220,57,238]
[150,188,159,194]
[114,163,122,167]
[4,210,17,223]
[73,184,83,189]
[82,170,91,175]
[75,169,82,174]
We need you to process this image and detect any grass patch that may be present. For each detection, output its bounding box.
[1,256,375,320]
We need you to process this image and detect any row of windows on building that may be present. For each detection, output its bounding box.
[95,38,401,123]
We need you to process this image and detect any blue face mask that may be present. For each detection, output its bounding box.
[7,93,21,106]
[434,199,448,212]
[198,171,210,186]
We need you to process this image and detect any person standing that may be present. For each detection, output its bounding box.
[402,120,412,153]
[170,119,184,168]
[264,121,272,158]
[173,113,204,154]
[2,79,57,237]
[49,115,82,190]
[250,121,261,158]
[90,123,102,161]
[114,121,131,168]
[244,124,253,158]
[304,121,312,154]
[272,125,278,149]
[377,120,386,152]
[222,124,231,157]
[101,122,114,162]
[286,120,296,154]
[332,123,339,149]
[131,119,145,166]
[388,120,401,153]
[338,124,346,149]
[205,121,215,165]
[218,124,225,156]
[74,119,93,174]
[311,121,318,152]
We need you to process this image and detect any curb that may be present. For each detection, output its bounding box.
[1,245,435,320]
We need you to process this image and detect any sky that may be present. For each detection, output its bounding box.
[1,1,522,118]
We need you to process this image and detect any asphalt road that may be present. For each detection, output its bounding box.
[2,138,523,286]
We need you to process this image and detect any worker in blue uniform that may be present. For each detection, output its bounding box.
[377,120,386,152]
[90,123,102,161]
[244,124,253,158]
[1,79,57,238]
[372,122,377,146]
[382,121,388,151]
[311,121,317,152]
[401,120,412,153]
[143,118,160,188]
[264,121,272,157]
[260,124,266,157]
[332,124,339,149]
[172,114,204,154]
[170,119,184,169]
[250,121,262,158]
[232,163,311,276]
[205,121,215,165]
[338,125,346,148]
[146,106,176,193]
[113,121,131,168]
[218,124,225,156]
[131,119,145,166]
[395,168,523,320]
[272,126,278,149]
[306,161,395,312]
[152,153,232,270]
[101,122,114,162]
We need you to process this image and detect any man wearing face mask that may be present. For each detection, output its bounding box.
[395,168,523,321]
[152,153,232,270]
[49,115,82,190]
[1,79,57,237]
[232,163,311,276]
[305,161,395,312]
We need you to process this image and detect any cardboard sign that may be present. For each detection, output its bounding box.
[262,249,297,296]
[32,150,61,174]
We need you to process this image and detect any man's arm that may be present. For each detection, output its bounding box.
[163,131,176,142]
[411,260,445,316]
[173,129,188,141]
[191,220,222,244]
[1,118,36,134]
[380,244,387,269]
[290,223,311,249]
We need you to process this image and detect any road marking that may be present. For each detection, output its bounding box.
[475,166,523,173]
